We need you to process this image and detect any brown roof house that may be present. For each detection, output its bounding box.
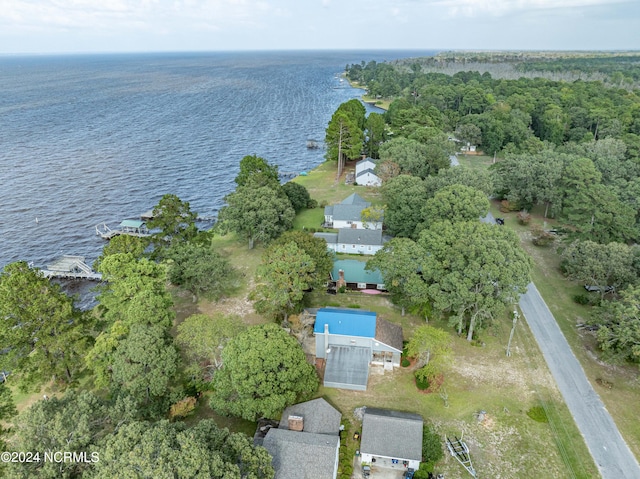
[263,398,342,479]
[360,408,424,471]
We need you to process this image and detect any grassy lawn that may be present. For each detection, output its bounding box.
[292,207,325,230]
[292,160,383,206]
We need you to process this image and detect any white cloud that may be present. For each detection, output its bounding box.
[422,0,628,17]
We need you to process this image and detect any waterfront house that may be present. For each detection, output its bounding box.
[314,228,385,256]
[355,157,382,187]
[323,193,382,230]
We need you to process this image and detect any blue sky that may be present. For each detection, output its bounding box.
[0,0,638,54]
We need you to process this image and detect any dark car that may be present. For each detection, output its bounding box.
[403,468,415,479]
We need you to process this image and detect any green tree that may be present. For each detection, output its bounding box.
[0,262,91,388]
[147,193,198,248]
[562,240,636,298]
[235,154,280,188]
[424,165,494,199]
[593,285,640,363]
[455,123,482,147]
[176,313,244,381]
[379,136,446,179]
[9,390,108,479]
[90,419,274,479]
[166,242,237,300]
[365,112,387,158]
[0,383,16,460]
[419,221,532,341]
[111,323,180,415]
[96,253,170,323]
[360,206,385,230]
[367,238,428,316]
[93,234,148,270]
[209,324,318,421]
[419,184,489,233]
[282,181,312,213]
[381,175,429,238]
[252,242,316,323]
[271,231,333,288]
[218,183,295,249]
[325,110,364,177]
[406,325,452,382]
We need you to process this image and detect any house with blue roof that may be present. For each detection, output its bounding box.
[331,259,386,290]
[314,308,403,391]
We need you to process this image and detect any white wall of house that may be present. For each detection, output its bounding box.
[333,219,364,229]
[360,454,420,471]
[335,243,383,255]
[356,172,382,187]
[332,219,383,230]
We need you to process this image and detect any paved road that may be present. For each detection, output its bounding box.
[519,282,640,479]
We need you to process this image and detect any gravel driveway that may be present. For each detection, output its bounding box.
[519,282,640,479]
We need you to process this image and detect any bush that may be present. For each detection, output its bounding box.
[338,285,347,294]
[500,199,519,212]
[573,293,590,305]
[415,371,430,390]
[307,198,318,209]
[526,405,549,423]
[531,224,555,246]
[348,303,361,309]
[517,210,531,225]
[319,200,329,208]
[401,358,411,367]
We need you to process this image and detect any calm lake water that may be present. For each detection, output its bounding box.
[0,50,434,303]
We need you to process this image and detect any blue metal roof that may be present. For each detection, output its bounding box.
[314,308,377,338]
[331,259,384,285]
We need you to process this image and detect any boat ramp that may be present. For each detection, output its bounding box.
[40,255,102,281]
[95,219,150,240]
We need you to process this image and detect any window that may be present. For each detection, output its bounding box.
[352,244,355,248]
[368,246,372,250]
[342,244,346,249]
[357,282,367,289]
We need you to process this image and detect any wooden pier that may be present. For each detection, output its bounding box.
[96,220,151,240]
[40,255,102,281]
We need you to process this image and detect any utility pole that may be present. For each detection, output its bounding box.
[506,308,519,357]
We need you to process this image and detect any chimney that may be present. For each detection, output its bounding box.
[288,415,304,432]
[324,323,329,355]
[337,269,346,289]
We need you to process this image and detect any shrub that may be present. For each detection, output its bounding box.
[401,358,411,367]
[526,405,549,423]
[531,224,555,246]
[307,198,318,209]
[338,285,347,294]
[169,397,197,420]
[517,210,531,225]
[348,303,361,309]
[500,199,519,212]
[573,293,590,305]
[319,200,329,208]
[415,371,430,390]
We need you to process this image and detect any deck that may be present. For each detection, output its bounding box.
[40,255,102,281]
[95,220,151,240]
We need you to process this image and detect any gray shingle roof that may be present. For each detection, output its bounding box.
[332,204,369,222]
[314,232,338,244]
[374,319,404,352]
[278,398,342,435]
[340,193,369,205]
[360,408,423,461]
[263,428,339,479]
[337,228,383,246]
[356,168,378,178]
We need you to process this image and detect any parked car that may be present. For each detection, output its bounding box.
[403,468,415,479]
[584,285,614,293]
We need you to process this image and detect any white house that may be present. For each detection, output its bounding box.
[314,229,385,256]
[355,157,382,187]
[360,408,423,471]
[323,193,383,230]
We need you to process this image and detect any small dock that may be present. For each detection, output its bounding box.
[40,255,102,281]
[96,220,151,240]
